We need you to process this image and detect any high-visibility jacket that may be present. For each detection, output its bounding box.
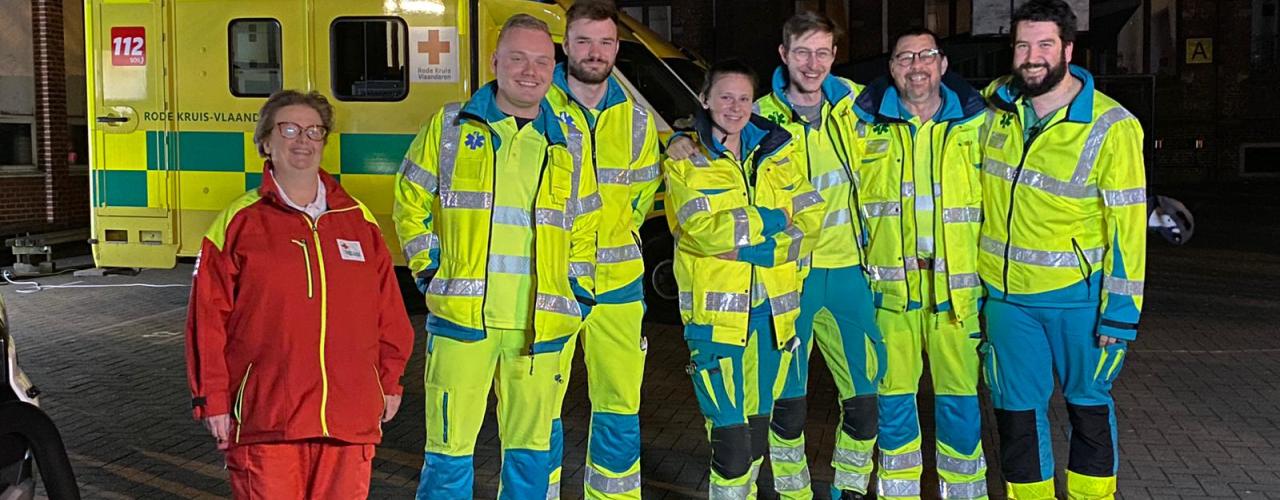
[548,65,662,304]
[664,113,825,348]
[186,167,415,445]
[980,65,1147,340]
[851,72,987,324]
[755,69,866,270]
[393,82,601,353]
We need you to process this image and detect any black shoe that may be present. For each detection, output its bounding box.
[839,491,875,500]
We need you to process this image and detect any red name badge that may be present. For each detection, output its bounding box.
[110,27,146,66]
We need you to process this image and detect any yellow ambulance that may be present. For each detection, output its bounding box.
[87,0,700,307]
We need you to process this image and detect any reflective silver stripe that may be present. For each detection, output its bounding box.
[400,158,438,193]
[535,208,570,230]
[832,448,872,468]
[570,192,603,216]
[731,208,752,247]
[598,244,642,263]
[493,206,532,226]
[811,169,850,191]
[782,225,804,262]
[773,468,811,492]
[1104,276,1144,296]
[867,265,906,281]
[584,468,641,494]
[798,255,811,268]
[402,233,438,262]
[598,168,631,185]
[979,235,1104,268]
[941,207,983,223]
[879,449,923,470]
[488,254,531,274]
[983,158,1099,199]
[709,482,751,500]
[536,293,580,316]
[706,292,750,313]
[569,262,595,278]
[863,201,902,217]
[1103,187,1146,207]
[427,278,486,297]
[631,103,649,163]
[824,208,852,227]
[440,190,493,209]
[774,156,791,166]
[751,282,768,302]
[677,197,710,224]
[770,444,805,463]
[877,478,921,496]
[949,272,981,290]
[567,123,585,203]
[833,470,870,491]
[690,153,711,168]
[546,480,560,500]
[679,291,693,311]
[437,103,463,191]
[631,162,660,183]
[771,291,800,315]
[937,452,986,476]
[939,479,988,499]
[934,258,949,272]
[856,121,867,138]
[901,182,915,198]
[1071,107,1135,185]
[792,191,823,213]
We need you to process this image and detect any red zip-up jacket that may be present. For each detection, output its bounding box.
[185,167,415,445]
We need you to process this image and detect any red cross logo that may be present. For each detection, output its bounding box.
[417,29,451,65]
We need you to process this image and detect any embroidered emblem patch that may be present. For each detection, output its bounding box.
[465,132,485,150]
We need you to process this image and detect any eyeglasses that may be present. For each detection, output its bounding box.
[892,48,943,67]
[276,122,328,141]
[789,47,835,63]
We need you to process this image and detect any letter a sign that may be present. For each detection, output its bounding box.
[1187,38,1213,64]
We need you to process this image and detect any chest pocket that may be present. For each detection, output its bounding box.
[449,138,491,187]
[688,164,749,213]
[545,146,573,204]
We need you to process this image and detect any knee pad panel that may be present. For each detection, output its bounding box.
[1066,403,1115,477]
[994,408,1042,483]
[749,415,771,461]
[770,397,807,440]
[711,425,753,480]
[841,394,878,441]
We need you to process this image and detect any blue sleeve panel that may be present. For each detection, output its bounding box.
[736,237,778,267]
[1098,234,1140,341]
[757,207,788,237]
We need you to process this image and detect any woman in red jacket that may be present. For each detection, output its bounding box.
[184,90,415,499]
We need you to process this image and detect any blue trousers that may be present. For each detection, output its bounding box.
[983,297,1127,485]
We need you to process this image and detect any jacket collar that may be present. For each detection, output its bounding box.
[853,70,985,125]
[457,81,566,146]
[258,162,358,211]
[768,66,855,112]
[693,109,791,164]
[552,63,628,126]
[991,64,1096,124]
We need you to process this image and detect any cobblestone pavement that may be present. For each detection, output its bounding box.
[3,206,1279,499]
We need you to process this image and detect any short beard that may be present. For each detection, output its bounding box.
[568,59,612,85]
[1012,54,1068,97]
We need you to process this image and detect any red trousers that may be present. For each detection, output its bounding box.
[225,440,375,499]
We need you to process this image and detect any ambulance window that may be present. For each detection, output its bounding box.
[613,42,701,126]
[228,19,283,97]
[331,17,409,101]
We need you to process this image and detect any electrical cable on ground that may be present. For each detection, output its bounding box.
[1,270,190,294]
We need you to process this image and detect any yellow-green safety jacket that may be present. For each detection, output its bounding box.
[980,65,1147,340]
[548,64,662,304]
[664,112,825,348]
[755,68,867,271]
[851,72,987,325]
[393,82,601,353]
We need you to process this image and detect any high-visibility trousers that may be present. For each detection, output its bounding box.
[548,300,647,499]
[772,266,884,499]
[876,307,987,499]
[226,439,374,499]
[984,297,1126,500]
[417,328,563,500]
[687,311,793,500]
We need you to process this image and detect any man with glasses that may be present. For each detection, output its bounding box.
[672,11,882,499]
[393,14,600,499]
[980,1,1146,497]
[850,28,988,499]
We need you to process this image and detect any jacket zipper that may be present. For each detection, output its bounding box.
[1071,237,1094,294]
[371,363,385,436]
[292,239,313,298]
[1001,113,1064,295]
[895,125,912,307]
[298,205,360,437]
[233,362,253,443]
